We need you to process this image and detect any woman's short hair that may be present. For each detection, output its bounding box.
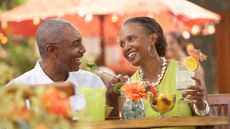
[124,17,167,57]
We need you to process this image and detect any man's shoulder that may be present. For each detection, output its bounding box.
[7,69,36,86]
[69,69,105,88]
[71,69,99,78]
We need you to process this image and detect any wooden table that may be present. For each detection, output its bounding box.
[74,116,228,129]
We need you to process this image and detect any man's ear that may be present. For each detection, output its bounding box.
[150,33,158,45]
[46,44,58,58]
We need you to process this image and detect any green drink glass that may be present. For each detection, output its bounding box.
[85,87,106,121]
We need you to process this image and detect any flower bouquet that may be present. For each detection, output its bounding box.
[115,82,149,119]
[116,80,177,118]
[0,84,73,129]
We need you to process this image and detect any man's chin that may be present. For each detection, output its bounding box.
[70,67,80,72]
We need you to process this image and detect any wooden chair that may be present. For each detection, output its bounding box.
[207,94,230,129]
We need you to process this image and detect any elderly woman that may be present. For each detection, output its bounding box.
[111,17,210,129]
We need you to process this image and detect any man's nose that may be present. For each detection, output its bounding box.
[79,45,86,54]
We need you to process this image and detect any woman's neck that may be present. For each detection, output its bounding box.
[140,56,163,82]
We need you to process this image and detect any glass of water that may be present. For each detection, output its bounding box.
[176,63,195,103]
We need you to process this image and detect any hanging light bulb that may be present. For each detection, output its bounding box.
[33,18,40,25]
[0,33,4,39]
[186,43,194,53]
[57,12,64,18]
[78,11,85,17]
[16,17,22,22]
[1,36,8,44]
[41,15,47,20]
[182,31,190,39]
[84,14,93,23]
[111,14,118,23]
[147,13,154,18]
[1,21,8,29]
[191,25,200,35]
[207,25,215,35]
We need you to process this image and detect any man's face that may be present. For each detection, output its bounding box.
[55,26,86,72]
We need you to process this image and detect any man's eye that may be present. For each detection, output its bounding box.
[120,41,125,48]
[73,40,81,46]
[73,43,79,46]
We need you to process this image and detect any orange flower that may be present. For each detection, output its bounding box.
[42,88,71,118]
[121,82,148,101]
[187,48,207,62]
[35,124,49,129]
[12,105,30,121]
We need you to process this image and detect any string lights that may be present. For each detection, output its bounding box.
[111,14,118,23]
[84,14,93,23]
[182,31,191,39]
[191,25,201,35]
[1,21,8,29]
[0,33,8,44]
[33,18,40,25]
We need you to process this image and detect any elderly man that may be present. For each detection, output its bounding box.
[7,18,106,111]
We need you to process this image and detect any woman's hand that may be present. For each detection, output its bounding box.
[182,77,206,110]
[107,74,129,94]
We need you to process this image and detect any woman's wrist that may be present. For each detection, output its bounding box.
[196,99,206,110]
[193,100,210,116]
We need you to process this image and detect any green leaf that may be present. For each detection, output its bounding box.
[86,63,98,73]
[113,83,123,92]
[145,85,150,92]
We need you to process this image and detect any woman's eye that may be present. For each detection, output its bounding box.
[127,36,135,42]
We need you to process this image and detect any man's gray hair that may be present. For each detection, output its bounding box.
[36,18,74,57]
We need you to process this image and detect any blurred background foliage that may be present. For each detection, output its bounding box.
[0,36,39,86]
[0,0,26,13]
[0,0,38,86]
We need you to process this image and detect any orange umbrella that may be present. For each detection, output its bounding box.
[0,0,221,36]
[76,0,221,31]
[0,0,80,22]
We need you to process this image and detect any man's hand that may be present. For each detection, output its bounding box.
[107,74,129,94]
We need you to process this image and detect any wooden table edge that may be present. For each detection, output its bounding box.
[74,116,228,129]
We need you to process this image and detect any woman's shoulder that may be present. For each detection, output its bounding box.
[130,71,141,81]
[168,59,179,66]
[167,59,179,70]
[162,59,179,78]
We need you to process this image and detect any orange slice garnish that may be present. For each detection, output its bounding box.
[184,56,198,72]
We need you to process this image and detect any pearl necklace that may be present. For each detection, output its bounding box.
[139,57,167,87]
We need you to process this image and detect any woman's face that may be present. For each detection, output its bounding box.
[165,34,181,59]
[119,23,152,66]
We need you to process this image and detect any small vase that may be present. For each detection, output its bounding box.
[122,98,145,119]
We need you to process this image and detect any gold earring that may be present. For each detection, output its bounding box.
[147,45,156,57]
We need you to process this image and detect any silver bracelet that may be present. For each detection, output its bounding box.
[193,100,210,116]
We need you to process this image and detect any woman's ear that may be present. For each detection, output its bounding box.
[150,33,158,45]
[46,44,58,58]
